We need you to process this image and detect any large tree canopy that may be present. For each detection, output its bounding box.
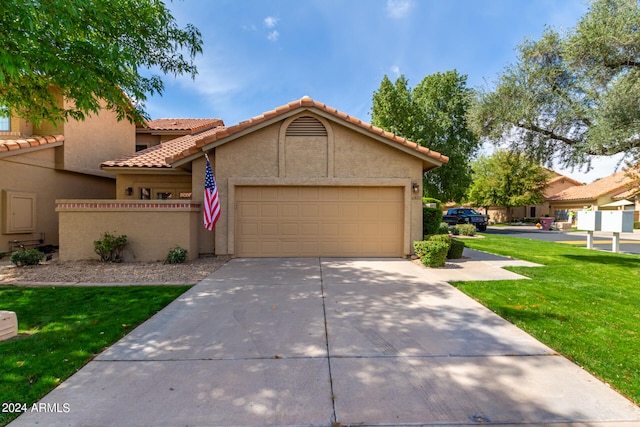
[0,0,203,125]
[467,150,551,222]
[372,71,480,202]
[468,0,640,170]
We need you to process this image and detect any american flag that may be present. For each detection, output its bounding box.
[204,158,220,231]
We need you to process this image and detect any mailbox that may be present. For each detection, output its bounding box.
[577,210,602,231]
[600,210,634,233]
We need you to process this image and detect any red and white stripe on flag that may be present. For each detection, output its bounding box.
[204,158,221,231]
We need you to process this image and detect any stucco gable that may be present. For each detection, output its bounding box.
[102,96,449,172]
[167,96,449,170]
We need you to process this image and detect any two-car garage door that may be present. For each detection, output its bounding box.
[235,186,404,257]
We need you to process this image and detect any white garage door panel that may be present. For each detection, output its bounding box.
[235,186,403,257]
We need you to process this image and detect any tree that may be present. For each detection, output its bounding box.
[0,0,203,125]
[468,0,640,171]
[372,71,480,202]
[467,150,551,223]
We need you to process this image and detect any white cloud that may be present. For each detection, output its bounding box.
[264,16,279,28]
[390,64,401,76]
[267,30,280,42]
[386,0,413,19]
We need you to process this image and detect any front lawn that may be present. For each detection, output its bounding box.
[0,285,190,426]
[455,235,639,405]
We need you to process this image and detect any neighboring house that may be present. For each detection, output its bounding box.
[485,170,584,223]
[0,98,135,254]
[58,96,449,261]
[547,168,639,221]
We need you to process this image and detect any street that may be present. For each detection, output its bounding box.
[484,225,640,255]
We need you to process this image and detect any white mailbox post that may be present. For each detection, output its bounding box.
[600,211,634,253]
[576,211,602,249]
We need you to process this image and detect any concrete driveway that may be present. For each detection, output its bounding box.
[9,255,640,426]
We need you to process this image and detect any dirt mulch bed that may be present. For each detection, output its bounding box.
[0,256,230,285]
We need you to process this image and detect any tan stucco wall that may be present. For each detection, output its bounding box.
[204,113,424,257]
[0,148,114,253]
[115,173,192,200]
[56,200,200,262]
[60,99,136,177]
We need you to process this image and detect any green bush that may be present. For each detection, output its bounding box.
[414,240,449,267]
[635,221,640,230]
[10,248,45,267]
[94,232,128,263]
[414,236,450,268]
[452,223,476,236]
[438,222,450,234]
[427,233,452,246]
[423,207,443,236]
[164,246,188,264]
[447,238,465,259]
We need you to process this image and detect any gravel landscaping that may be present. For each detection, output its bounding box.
[0,255,230,284]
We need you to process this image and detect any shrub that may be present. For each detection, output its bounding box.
[423,206,443,236]
[94,232,128,263]
[10,248,45,267]
[427,233,452,246]
[414,240,449,268]
[165,246,188,264]
[452,223,476,236]
[438,222,450,234]
[447,238,465,259]
[635,221,640,230]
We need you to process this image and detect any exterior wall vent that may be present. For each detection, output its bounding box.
[286,116,327,136]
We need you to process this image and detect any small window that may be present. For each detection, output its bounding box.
[135,144,148,152]
[0,115,9,132]
[140,188,151,199]
[156,192,173,200]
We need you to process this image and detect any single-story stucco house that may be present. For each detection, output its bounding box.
[56,96,448,261]
[547,168,639,221]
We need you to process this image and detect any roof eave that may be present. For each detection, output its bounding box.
[100,165,190,175]
[169,105,448,169]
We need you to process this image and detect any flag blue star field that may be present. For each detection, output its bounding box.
[204,159,220,231]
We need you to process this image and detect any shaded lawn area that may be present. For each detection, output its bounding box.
[456,234,640,406]
[0,285,190,426]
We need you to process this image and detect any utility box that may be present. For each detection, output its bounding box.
[0,311,18,342]
[577,210,602,231]
[600,210,634,233]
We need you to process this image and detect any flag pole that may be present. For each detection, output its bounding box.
[204,152,210,163]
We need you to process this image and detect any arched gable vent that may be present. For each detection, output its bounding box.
[286,116,328,136]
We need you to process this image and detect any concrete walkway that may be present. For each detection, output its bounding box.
[8,252,640,426]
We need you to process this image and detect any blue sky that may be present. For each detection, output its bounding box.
[145,0,625,183]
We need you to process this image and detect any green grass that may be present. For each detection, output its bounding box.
[455,235,640,405]
[0,285,190,426]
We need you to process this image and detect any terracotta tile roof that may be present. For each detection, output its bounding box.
[105,96,449,169]
[548,169,637,201]
[613,187,638,200]
[102,127,222,168]
[166,96,449,165]
[0,135,65,156]
[141,118,223,133]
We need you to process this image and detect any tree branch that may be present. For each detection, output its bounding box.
[516,122,581,146]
